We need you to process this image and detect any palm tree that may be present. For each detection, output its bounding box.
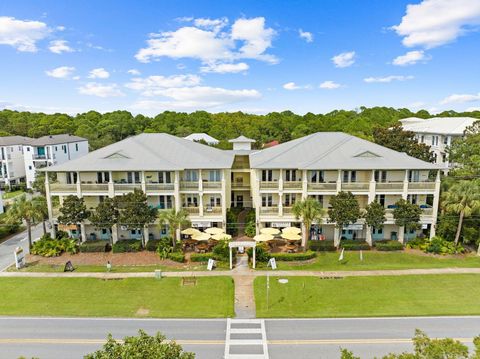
[442,180,480,245]
[158,209,190,248]
[292,198,326,249]
[32,195,49,236]
[6,195,43,250]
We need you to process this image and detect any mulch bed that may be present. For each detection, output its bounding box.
[26,252,184,268]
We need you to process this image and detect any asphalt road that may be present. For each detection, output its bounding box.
[0,316,478,359]
[0,224,44,271]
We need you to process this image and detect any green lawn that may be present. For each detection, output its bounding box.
[2,190,25,200]
[256,251,480,271]
[0,277,234,318]
[255,274,480,318]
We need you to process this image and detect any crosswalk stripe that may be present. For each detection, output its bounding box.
[224,319,269,359]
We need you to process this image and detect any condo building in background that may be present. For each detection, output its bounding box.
[401,117,477,169]
[0,136,33,188]
[43,132,440,245]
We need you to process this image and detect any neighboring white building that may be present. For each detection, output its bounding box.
[23,134,89,188]
[43,132,441,245]
[184,133,219,145]
[400,117,478,169]
[229,135,256,151]
[0,136,33,188]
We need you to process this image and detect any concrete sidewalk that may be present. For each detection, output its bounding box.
[1,267,480,279]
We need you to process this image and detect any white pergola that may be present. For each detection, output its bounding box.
[228,241,257,269]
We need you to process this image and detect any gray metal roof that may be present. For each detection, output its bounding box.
[43,133,234,172]
[0,136,33,146]
[249,132,440,170]
[30,134,87,146]
[400,117,478,135]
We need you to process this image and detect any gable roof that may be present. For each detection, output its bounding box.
[184,133,219,144]
[229,135,255,143]
[400,117,478,135]
[43,133,234,172]
[0,136,33,146]
[30,134,87,146]
[249,132,439,170]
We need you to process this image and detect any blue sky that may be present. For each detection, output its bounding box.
[0,0,479,115]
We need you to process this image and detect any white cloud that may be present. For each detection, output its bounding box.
[56,26,66,31]
[0,16,50,52]
[135,16,277,67]
[200,62,249,73]
[45,66,76,79]
[392,50,430,66]
[78,82,124,97]
[127,69,141,76]
[319,80,341,89]
[392,0,480,49]
[440,93,480,104]
[48,39,74,54]
[125,74,201,96]
[364,75,414,83]
[130,86,261,110]
[88,68,110,79]
[331,51,356,68]
[299,29,313,43]
[283,82,301,90]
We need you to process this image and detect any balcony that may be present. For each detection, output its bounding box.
[49,183,77,193]
[375,182,404,192]
[260,206,279,215]
[260,181,278,190]
[232,180,250,190]
[114,183,142,192]
[282,206,294,215]
[146,183,174,191]
[204,206,222,215]
[283,181,302,190]
[183,207,200,215]
[202,181,222,190]
[81,183,109,192]
[32,154,48,160]
[341,182,370,191]
[307,182,337,191]
[408,182,436,191]
[180,181,199,190]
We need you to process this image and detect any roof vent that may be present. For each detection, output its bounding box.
[354,150,381,158]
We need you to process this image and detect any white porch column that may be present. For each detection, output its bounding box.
[45,174,55,238]
[221,170,227,231]
[108,171,114,197]
[253,245,256,269]
[198,169,203,191]
[402,170,409,200]
[430,170,441,239]
[336,170,342,193]
[278,169,283,191]
[143,225,149,245]
[80,223,87,243]
[76,171,82,197]
[174,171,181,211]
[368,170,376,203]
[334,227,340,247]
[278,193,283,217]
[365,225,372,246]
[302,170,308,200]
[141,171,146,193]
[229,247,233,269]
[398,226,405,244]
[111,224,119,243]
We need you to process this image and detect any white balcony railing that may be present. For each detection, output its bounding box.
[307,182,337,191]
[260,206,279,214]
[146,183,174,191]
[283,181,302,190]
[408,182,436,191]
[341,182,370,191]
[260,181,278,190]
[202,181,222,189]
[375,182,404,191]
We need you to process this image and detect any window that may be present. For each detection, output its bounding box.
[285,170,297,181]
[443,136,449,145]
[343,170,356,182]
[408,194,418,205]
[184,195,198,207]
[28,166,32,170]
[97,172,110,183]
[442,154,447,163]
[184,170,198,182]
[261,170,273,182]
[158,171,172,183]
[261,194,273,207]
[26,147,30,152]
[310,195,323,206]
[208,170,221,182]
[75,143,79,151]
[55,146,58,151]
[159,195,173,209]
[127,171,140,183]
[432,136,439,146]
[420,135,425,143]
[66,172,77,184]
[284,194,297,206]
[408,170,420,182]
[310,170,325,183]
[374,170,387,182]
[18,146,21,151]
[375,194,385,207]
[208,195,221,207]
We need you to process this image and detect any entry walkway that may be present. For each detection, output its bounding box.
[232,255,256,319]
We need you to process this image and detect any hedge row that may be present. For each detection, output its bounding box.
[340,240,370,250]
[271,250,316,261]
[374,240,404,251]
[190,253,214,262]
[79,240,111,253]
[308,240,336,252]
[167,252,185,263]
[112,240,142,253]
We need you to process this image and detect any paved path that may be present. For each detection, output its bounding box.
[0,224,43,271]
[2,266,480,278]
[232,255,256,319]
[0,316,479,359]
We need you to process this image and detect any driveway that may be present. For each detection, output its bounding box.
[0,224,44,271]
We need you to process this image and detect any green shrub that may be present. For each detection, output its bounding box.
[308,240,336,251]
[167,252,185,263]
[271,251,316,261]
[79,240,111,253]
[425,236,465,255]
[244,222,256,237]
[190,253,214,262]
[156,238,174,259]
[374,240,404,251]
[212,240,230,261]
[31,237,78,257]
[246,244,271,262]
[55,230,69,239]
[340,240,371,250]
[406,237,429,250]
[146,239,160,252]
[112,240,142,253]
